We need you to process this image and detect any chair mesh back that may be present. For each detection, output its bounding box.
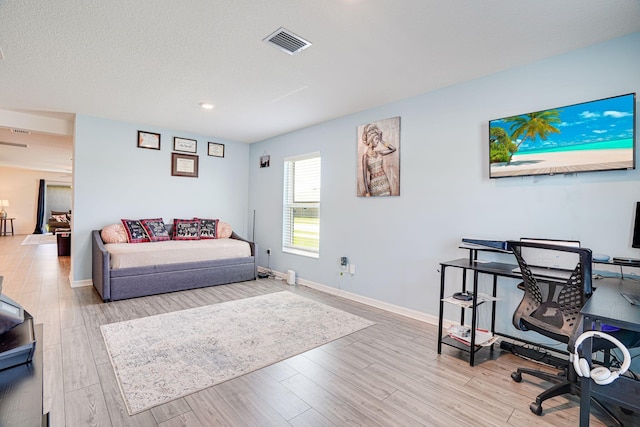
[557,264,584,330]
[512,247,585,340]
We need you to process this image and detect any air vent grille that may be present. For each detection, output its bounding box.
[0,141,28,148]
[263,28,312,55]
[11,128,30,134]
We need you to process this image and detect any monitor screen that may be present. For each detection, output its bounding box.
[632,202,640,249]
[519,238,581,270]
[489,93,636,178]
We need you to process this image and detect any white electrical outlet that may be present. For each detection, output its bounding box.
[349,264,356,274]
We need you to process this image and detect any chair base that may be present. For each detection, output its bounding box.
[512,367,622,427]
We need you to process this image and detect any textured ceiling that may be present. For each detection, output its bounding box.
[1,0,639,172]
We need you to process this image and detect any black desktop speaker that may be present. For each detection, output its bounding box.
[633,202,640,249]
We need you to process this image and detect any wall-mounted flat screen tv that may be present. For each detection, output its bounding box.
[489,93,636,179]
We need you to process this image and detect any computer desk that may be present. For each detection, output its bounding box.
[579,277,640,427]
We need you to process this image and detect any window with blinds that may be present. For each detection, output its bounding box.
[282,152,320,258]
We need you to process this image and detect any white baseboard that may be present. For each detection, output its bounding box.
[73,269,448,327]
[71,279,92,288]
[258,267,441,326]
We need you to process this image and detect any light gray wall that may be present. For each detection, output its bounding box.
[248,33,640,336]
[45,184,71,216]
[72,115,249,283]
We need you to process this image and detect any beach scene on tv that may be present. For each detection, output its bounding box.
[489,94,635,178]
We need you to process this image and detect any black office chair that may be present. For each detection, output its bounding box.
[507,241,622,426]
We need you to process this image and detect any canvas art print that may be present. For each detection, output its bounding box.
[357,116,400,197]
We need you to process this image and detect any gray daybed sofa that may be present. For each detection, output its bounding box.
[92,230,257,302]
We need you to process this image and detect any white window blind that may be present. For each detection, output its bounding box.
[283,152,321,257]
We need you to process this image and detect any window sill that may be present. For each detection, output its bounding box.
[283,247,319,259]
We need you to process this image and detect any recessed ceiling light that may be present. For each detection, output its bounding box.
[199,102,215,110]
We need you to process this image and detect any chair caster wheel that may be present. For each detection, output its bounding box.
[530,402,542,416]
[511,372,522,382]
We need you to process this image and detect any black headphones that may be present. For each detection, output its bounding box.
[573,331,631,385]
[452,292,473,301]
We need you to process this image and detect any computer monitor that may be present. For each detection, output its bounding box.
[632,202,640,249]
[519,238,581,270]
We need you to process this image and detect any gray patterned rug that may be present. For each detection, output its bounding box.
[21,234,56,245]
[101,291,375,415]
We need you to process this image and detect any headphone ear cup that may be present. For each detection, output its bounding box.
[590,366,611,383]
[573,356,583,376]
[578,358,591,378]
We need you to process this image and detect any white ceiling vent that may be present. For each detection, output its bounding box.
[11,128,31,134]
[263,27,312,55]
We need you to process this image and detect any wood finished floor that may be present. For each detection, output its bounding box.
[1,234,637,426]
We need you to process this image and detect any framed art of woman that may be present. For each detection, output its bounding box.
[357,117,400,197]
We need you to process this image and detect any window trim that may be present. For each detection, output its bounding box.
[282,152,321,258]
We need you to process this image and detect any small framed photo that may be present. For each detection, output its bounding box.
[173,137,197,153]
[138,131,161,150]
[171,153,199,178]
[208,142,225,157]
[260,154,270,168]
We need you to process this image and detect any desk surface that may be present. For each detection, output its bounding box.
[582,277,640,332]
[441,258,521,278]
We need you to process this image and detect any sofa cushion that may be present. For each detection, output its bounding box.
[52,214,69,223]
[173,219,200,240]
[121,219,150,243]
[197,218,218,239]
[101,223,129,244]
[140,218,171,242]
[217,220,232,239]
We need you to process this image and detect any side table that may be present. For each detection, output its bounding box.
[0,218,15,236]
[55,229,71,256]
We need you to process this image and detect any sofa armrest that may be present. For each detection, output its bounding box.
[230,231,256,257]
[230,232,257,279]
[91,230,111,301]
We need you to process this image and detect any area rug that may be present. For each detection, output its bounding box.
[21,234,56,245]
[101,291,375,415]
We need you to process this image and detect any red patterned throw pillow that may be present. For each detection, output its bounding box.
[173,219,200,240]
[140,218,170,242]
[196,218,218,239]
[121,219,150,243]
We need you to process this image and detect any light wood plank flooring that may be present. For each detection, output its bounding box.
[1,234,637,426]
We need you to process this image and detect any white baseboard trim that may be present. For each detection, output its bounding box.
[258,267,440,326]
[71,279,92,288]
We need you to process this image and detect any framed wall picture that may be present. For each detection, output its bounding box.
[208,142,225,157]
[260,154,270,168]
[171,153,199,178]
[173,137,197,153]
[357,116,400,197]
[138,131,161,150]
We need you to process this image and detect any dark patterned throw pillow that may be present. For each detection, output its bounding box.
[173,219,200,240]
[140,218,170,242]
[120,219,150,243]
[197,218,218,239]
